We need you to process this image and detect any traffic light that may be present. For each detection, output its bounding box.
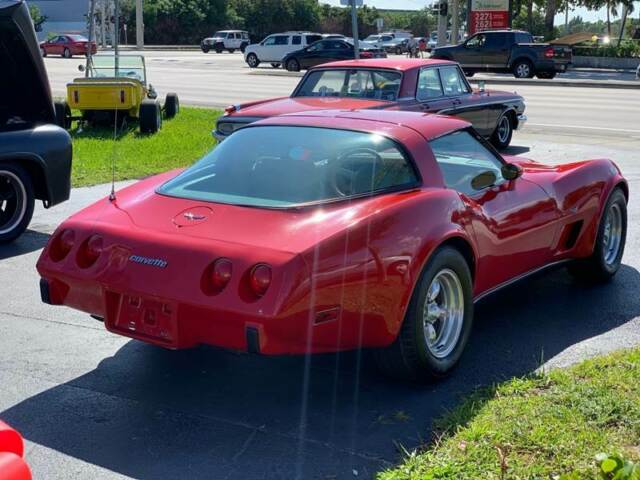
[439,2,448,16]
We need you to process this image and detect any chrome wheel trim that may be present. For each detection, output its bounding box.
[0,171,27,235]
[497,115,511,144]
[603,203,622,266]
[516,63,530,78]
[423,268,465,359]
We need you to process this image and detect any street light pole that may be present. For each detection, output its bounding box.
[135,0,143,49]
[436,0,448,47]
[350,0,360,59]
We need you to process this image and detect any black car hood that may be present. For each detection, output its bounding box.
[0,0,56,125]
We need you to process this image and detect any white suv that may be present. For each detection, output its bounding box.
[244,32,323,68]
[201,30,249,54]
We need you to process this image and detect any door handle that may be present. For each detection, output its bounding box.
[452,98,462,105]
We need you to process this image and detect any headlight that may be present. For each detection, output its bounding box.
[217,122,240,135]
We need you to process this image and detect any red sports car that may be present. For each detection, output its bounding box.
[40,34,97,58]
[215,58,527,149]
[0,420,31,480]
[37,110,628,381]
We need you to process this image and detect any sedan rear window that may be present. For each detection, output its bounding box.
[295,69,402,101]
[158,126,418,208]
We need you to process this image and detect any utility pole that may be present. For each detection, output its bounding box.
[450,0,459,45]
[100,0,106,48]
[135,0,143,49]
[436,0,448,47]
[350,0,360,59]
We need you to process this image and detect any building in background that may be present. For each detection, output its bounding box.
[28,0,88,40]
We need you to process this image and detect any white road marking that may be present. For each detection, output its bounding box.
[528,123,640,134]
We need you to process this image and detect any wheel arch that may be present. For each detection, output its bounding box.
[0,154,50,204]
[510,55,534,69]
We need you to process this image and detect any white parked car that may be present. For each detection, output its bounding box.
[636,63,640,79]
[201,30,249,54]
[244,31,323,68]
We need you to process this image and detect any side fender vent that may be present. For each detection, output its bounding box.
[563,220,584,250]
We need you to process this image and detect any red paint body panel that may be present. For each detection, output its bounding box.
[40,36,97,56]
[0,421,31,480]
[226,97,391,118]
[37,112,627,355]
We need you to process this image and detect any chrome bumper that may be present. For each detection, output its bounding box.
[515,114,527,131]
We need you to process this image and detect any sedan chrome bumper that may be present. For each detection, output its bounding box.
[515,114,527,131]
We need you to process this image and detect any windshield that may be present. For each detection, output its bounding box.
[68,35,88,41]
[158,126,418,208]
[294,69,402,101]
[213,31,228,38]
[364,35,380,41]
[88,55,146,82]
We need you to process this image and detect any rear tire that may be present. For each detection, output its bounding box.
[567,188,627,283]
[513,59,534,78]
[0,163,35,244]
[286,58,300,72]
[246,53,259,68]
[62,47,71,58]
[490,112,514,149]
[139,100,162,134]
[54,100,72,129]
[373,247,474,382]
[201,45,210,53]
[164,93,179,119]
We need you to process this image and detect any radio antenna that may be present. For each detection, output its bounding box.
[109,108,118,202]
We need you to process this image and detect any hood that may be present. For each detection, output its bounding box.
[0,0,55,124]
[231,96,390,118]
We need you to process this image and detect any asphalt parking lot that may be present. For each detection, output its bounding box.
[1,52,640,479]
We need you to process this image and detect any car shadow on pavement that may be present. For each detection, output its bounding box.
[0,230,50,260]
[503,144,530,156]
[2,265,640,479]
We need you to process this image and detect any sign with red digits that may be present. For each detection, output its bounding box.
[468,0,510,34]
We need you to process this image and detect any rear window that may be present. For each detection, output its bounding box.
[158,126,418,208]
[515,32,533,43]
[295,69,402,101]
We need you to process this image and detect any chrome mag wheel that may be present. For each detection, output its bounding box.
[423,268,465,359]
[497,115,511,144]
[603,203,623,266]
[0,170,27,236]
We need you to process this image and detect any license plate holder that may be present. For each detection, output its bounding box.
[111,294,178,345]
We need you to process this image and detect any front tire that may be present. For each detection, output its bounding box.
[139,100,162,134]
[374,247,474,382]
[285,58,300,72]
[513,59,534,78]
[568,188,627,282]
[246,53,259,68]
[0,164,35,244]
[201,45,210,53]
[490,112,513,149]
[164,93,179,118]
[54,100,72,129]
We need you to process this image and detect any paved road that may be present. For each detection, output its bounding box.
[44,51,640,139]
[1,130,640,479]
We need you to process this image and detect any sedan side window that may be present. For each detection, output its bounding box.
[263,36,276,46]
[440,66,468,96]
[292,35,302,45]
[417,68,443,100]
[274,36,289,45]
[430,130,505,196]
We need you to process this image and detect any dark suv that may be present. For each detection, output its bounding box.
[0,0,72,242]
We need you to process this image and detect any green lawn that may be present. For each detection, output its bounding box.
[70,107,220,187]
[380,348,640,480]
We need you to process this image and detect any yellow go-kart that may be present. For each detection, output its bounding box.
[54,55,179,134]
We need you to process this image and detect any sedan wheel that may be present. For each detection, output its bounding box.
[246,53,259,68]
[63,48,71,58]
[490,113,513,149]
[286,58,300,72]
[374,246,473,382]
[0,165,35,244]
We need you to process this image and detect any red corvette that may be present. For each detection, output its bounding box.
[0,420,31,480]
[37,111,628,381]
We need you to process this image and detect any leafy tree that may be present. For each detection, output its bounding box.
[28,4,47,32]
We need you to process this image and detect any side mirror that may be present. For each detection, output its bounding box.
[501,163,522,181]
[471,170,497,190]
[78,64,85,72]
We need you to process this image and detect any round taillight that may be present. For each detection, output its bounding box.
[211,258,232,290]
[77,234,103,268]
[51,229,75,261]
[250,264,272,297]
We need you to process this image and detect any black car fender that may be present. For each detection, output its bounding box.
[508,51,537,68]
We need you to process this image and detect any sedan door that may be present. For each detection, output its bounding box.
[414,66,457,113]
[439,65,492,136]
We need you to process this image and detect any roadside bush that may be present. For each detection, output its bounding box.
[573,40,640,57]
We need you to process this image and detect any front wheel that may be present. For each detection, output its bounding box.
[201,45,210,53]
[285,58,300,72]
[374,247,474,382]
[513,59,534,78]
[139,100,162,134]
[0,164,35,244]
[568,188,627,282]
[62,47,71,58]
[164,92,179,119]
[54,100,72,129]
[490,113,513,149]
[246,53,259,68]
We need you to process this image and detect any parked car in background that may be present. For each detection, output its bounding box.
[244,31,323,68]
[426,30,465,51]
[431,30,572,79]
[40,34,96,58]
[200,30,249,53]
[281,38,386,71]
[0,0,72,243]
[38,108,628,382]
[215,58,526,149]
[363,33,408,54]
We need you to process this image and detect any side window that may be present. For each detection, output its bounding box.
[484,33,506,48]
[274,35,289,46]
[416,68,443,100]
[430,130,505,195]
[305,35,323,44]
[439,66,468,96]
[263,36,276,46]
[292,35,302,45]
[466,34,486,48]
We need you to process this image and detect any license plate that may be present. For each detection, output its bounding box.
[111,294,178,345]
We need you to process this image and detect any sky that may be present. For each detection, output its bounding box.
[320,0,640,24]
